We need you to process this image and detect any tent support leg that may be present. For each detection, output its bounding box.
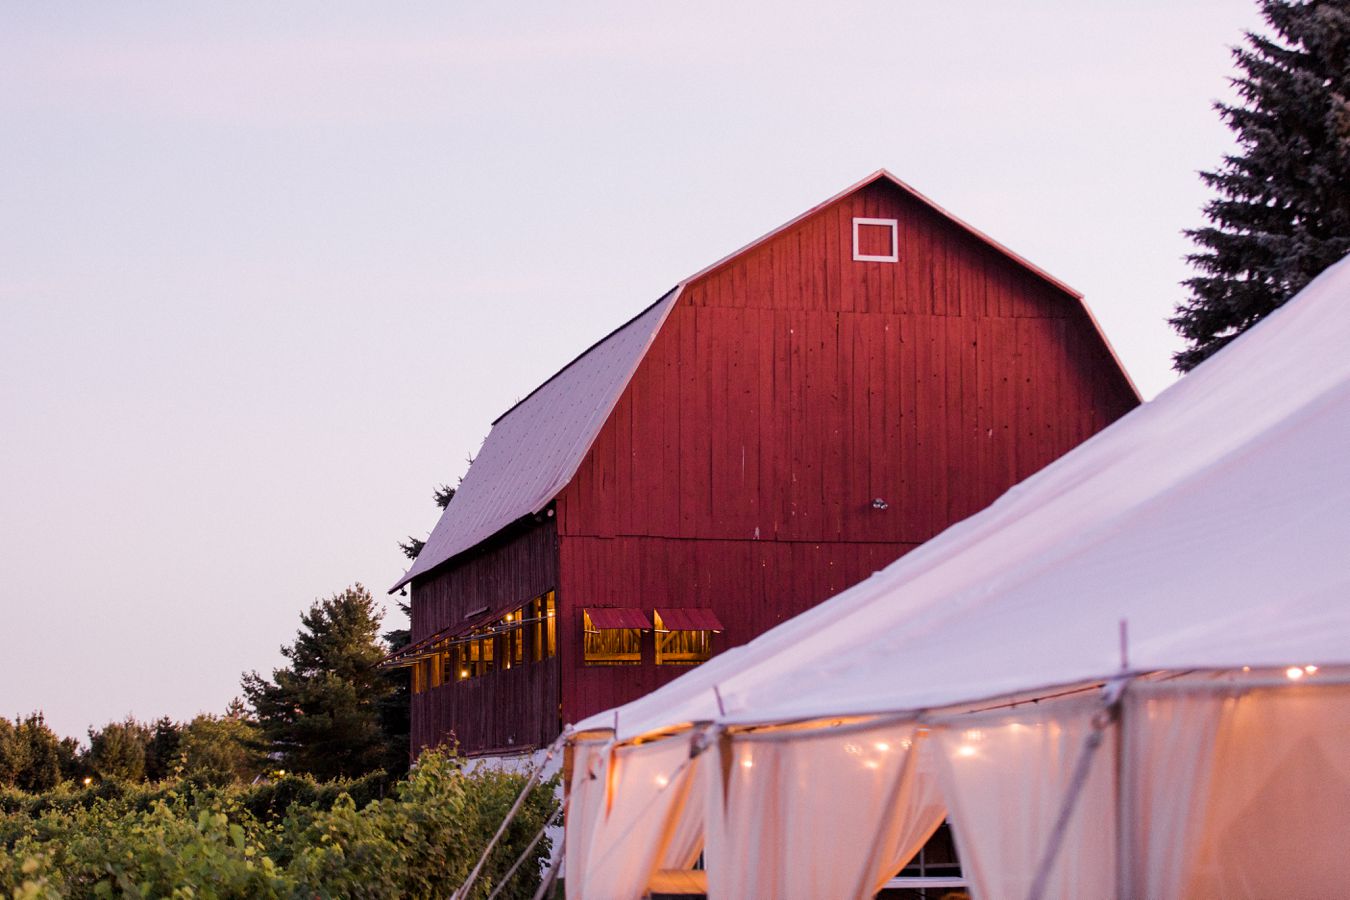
[1024,693,1121,900]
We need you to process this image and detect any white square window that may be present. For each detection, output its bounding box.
[852,217,899,263]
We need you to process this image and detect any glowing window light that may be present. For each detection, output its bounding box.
[1286,666,1305,681]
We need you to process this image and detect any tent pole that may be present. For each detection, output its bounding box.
[1024,683,1123,900]
[1114,682,1130,900]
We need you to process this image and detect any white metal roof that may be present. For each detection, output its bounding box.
[392,289,679,589]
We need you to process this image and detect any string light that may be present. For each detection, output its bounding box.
[956,744,978,759]
[740,757,754,769]
[1305,665,1319,674]
[1286,666,1305,681]
[844,743,862,755]
[874,741,890,753]
[654,774,669,788]
[863,760,881,770]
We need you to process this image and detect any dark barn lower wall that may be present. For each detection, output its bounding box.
[557,535,919,725]
[411,658,561,756]
[409,520,560,755]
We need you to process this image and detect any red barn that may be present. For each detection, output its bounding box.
[384,171,1139,756]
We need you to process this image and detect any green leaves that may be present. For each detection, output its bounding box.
[0,749,556,900]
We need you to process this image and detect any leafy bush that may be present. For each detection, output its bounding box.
[0,750,556,899]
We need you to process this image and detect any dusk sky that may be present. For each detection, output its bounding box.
[2,1,1265,739]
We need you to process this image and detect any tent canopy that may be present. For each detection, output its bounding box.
[577,255,1350,740]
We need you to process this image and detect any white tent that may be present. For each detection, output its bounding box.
[562,256,1350,900]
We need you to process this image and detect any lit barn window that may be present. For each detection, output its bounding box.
[654,608,724,666]
[529,591,557,662]
[852,217,899,263]
[583,608,650,666]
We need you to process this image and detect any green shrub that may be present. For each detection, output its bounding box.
[0,750,556,899]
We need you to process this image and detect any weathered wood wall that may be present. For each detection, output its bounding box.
[408,519,560,755]
[554,178,1138,722]
[411,658,561,756]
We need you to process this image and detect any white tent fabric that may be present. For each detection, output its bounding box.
[657,747,707,872]
[565,734,704,900]
[564,256,1350,898]
[705,720,944,899]
[934,694,1116,899]
[1118,685,1226,898]
[563,740,609,893]
[577,254,1350,739]
[1122,680,1350,898]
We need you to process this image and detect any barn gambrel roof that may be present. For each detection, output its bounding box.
[392,170,1139,590]
[392,288,679,590]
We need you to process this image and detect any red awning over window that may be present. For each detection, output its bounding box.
[655,608,724,632]
[585,608,652,630]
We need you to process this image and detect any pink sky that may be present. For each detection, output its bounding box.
[0,0,1264,739]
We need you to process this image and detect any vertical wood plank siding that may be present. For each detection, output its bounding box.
[554,179,1137,722]
[408,520,559,755]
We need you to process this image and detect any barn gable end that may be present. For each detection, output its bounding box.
[554,175,1139,721]
[396,170,1141,753]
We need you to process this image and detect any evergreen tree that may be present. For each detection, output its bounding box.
[56,735,87,783]
[242,585,398,780]
[384,483,458,772]
[144,716,183,782]
[179,705,265,785]
[1172,0,1350,371]
[87,718,150,782]
[0,713,63,791]
[377,598,413,775]
[398,483,456,561]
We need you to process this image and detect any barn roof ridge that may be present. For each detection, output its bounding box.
[393,169,1140,590]
[491,286,680,427]
[492,168,1137,429]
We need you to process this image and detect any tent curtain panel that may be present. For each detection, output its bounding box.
[705,720,945,900]
[564,739,611,894]
[934,694,1117,900]
[658,746,707,871]
[1122,681,1350,899]
[566,733,702,900]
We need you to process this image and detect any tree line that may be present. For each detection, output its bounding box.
[2,584,411,792]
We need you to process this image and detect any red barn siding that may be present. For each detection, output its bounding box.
[554,179,1137,723]
[408,519,559,755]
[557,535,916,718]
